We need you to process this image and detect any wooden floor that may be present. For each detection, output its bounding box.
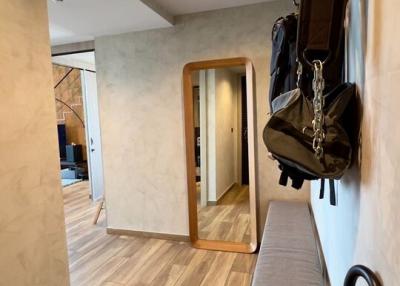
[198,185,251,243]
[64,181,257,286]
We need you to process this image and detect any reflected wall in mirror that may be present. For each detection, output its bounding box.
[183,58,257,253]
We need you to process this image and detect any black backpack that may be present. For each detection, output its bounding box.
[268,14,316,191]
[268,14,298,112]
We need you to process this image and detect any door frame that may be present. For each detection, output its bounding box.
[81,69,105,202]
[240,75,250,185]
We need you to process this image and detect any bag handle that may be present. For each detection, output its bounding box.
[344,265,382,286]
[297,0,347,68]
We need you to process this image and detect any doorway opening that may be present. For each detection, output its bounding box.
[52,51,105,230]
[52,51,109,282]
[52,51,105,203]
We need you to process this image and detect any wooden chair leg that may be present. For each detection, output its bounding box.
[93,199,104,225]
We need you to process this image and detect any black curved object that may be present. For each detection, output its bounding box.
[344,265,381,286]
[54,67,74,89]
[53,67,86,128]
[55,98,86,128]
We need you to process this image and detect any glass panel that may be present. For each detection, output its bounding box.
[191,65,251,243]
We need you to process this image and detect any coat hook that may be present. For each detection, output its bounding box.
[293,0,300,8]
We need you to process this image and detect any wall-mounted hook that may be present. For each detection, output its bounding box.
[293,0,300,8]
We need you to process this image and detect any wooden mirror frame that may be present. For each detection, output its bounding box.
[183,58,257,253]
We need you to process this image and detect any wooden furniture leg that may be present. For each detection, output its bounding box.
[93,199,104,225]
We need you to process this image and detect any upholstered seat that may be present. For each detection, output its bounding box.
[252,201,323,286]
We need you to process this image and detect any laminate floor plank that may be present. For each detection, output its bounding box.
[226,272,251,286]
[63,181,257,286]
[200,252,237,286]
[197,185,251,243]
[174,250,217,286]
[151,264,187,286]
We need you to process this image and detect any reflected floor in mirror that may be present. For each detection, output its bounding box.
[197,184,251,243]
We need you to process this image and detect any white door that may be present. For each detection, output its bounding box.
[81,70,104,201]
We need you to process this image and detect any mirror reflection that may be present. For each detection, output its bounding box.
[192,66,251,243]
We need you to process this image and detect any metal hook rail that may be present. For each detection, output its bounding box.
[344,265,382,286]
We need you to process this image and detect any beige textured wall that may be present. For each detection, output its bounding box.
[311,0,400,285]
[215,68,238,200]
[205,70,217,203]
[95,0,309,236]
[203,68,239,202]
[0,1,70,285]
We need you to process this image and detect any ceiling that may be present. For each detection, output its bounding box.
[47,0,172,45]
[48,0,274,46]
[148,0,275,16]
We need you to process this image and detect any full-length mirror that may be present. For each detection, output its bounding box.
[183,58,257,253]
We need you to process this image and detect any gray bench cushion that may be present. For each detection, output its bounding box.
[252,201,323,286]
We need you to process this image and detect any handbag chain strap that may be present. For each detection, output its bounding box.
[312,60,326,159]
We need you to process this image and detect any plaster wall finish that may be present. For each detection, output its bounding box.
[205,69,217,202]
[205,70,217,203]
[0,0,70,285]
[95,0,310,236]
[203,68,239,202]
[311,0,400,285]
[214,68,239,200]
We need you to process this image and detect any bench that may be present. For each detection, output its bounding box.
[252,201,324,286]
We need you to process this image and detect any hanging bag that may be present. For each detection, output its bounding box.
[263,0,357,205]
[264,63,356,206]
[263,81,355,179]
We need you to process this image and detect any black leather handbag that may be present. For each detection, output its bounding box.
[263,82,355,179]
